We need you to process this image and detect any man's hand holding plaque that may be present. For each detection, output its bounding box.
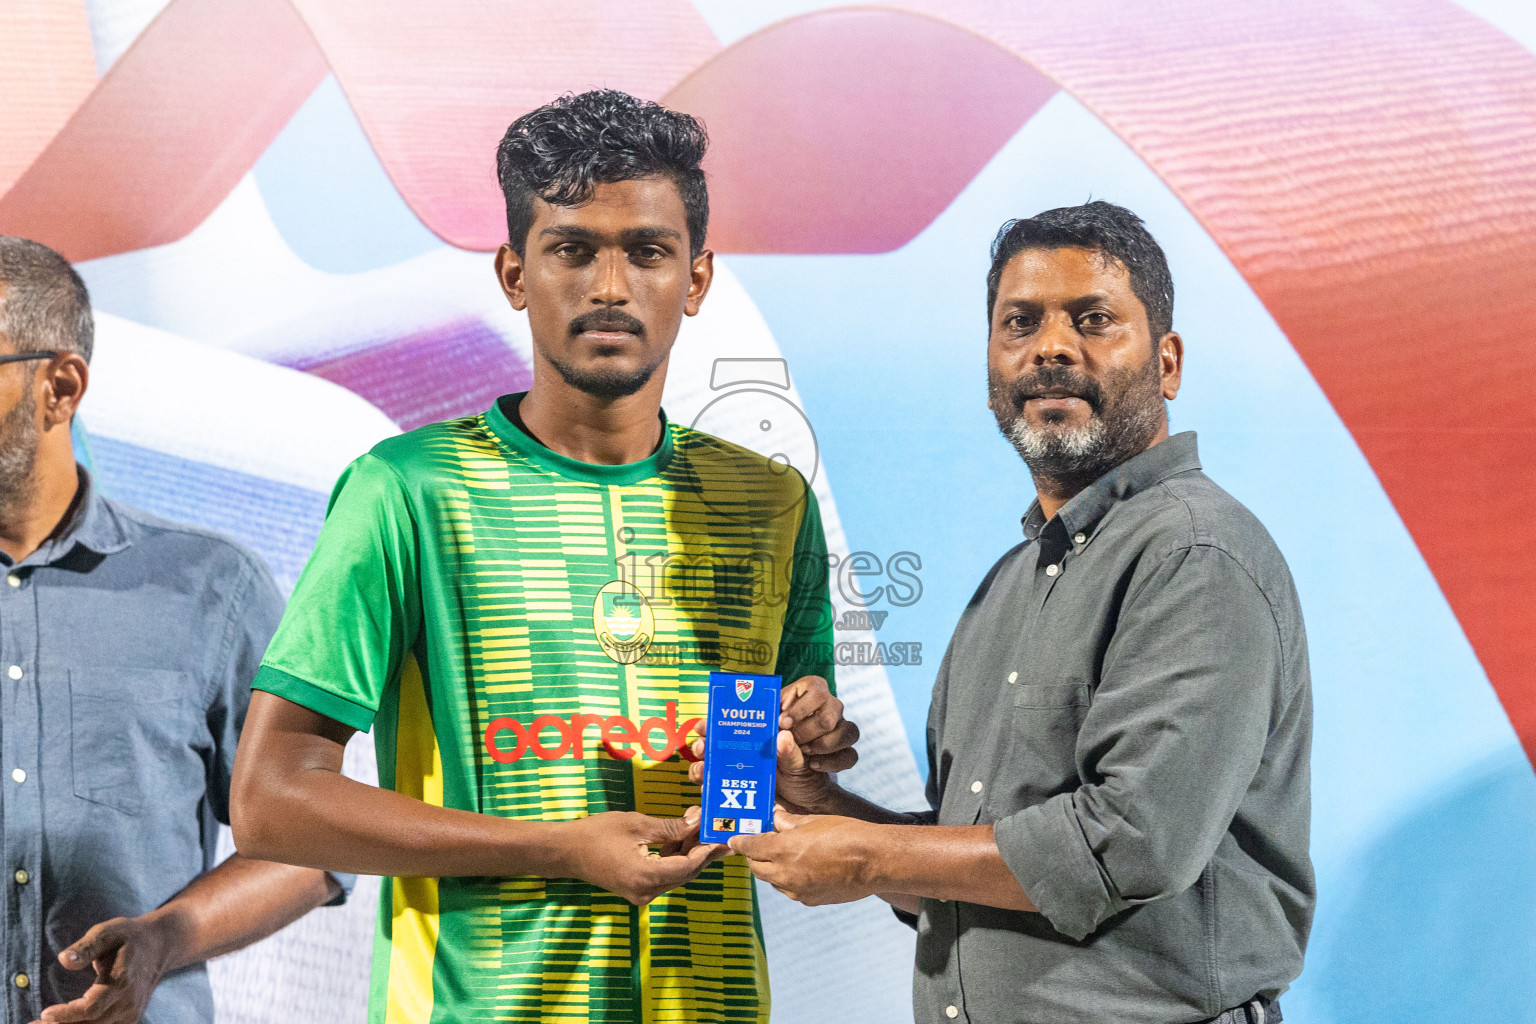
[689,674,860,819]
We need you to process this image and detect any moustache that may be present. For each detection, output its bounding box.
[569,309,647,337]
[1005,366,1104,412]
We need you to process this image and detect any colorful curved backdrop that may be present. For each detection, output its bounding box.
[5,1,1535,1021]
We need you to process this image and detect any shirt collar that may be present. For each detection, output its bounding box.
[484,393,675,486]
[16,466,133,567]
[1021,431,1202,542]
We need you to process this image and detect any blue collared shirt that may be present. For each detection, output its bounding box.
[0,469,285,1023]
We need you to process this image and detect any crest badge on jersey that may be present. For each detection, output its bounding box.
[592,579,655,665]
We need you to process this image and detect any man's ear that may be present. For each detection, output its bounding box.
[42,353,88,430]
[684,250,715,317]
[1158,331,1184,400]
[495,244,528,312]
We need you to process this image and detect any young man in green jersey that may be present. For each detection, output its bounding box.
[230,90,857,1024]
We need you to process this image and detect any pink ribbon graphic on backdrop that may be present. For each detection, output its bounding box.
[4,0,1534,758]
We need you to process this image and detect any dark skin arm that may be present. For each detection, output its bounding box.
[231,674,859,906]
[35,856,339,1024]
[231,692,722,905]
[728,778,1038,915]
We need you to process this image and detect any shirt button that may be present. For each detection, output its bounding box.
[1045,563,1060,577]
[1007,671,1018,684]
[7,665,20,680]
[10,768,23,784]
[1073,532,1086,545]
[13,973,28,989]
[5,574,18,588]
[13,869,27,885]
[970,780,983,794]
[945,1006,959,1019]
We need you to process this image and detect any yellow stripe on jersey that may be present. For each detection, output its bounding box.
[385,654,444,1024]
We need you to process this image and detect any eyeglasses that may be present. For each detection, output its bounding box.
[0,351,57,367]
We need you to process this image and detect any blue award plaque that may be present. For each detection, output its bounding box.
[700,672,781,845]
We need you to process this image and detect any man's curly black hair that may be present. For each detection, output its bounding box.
[496,89,710,259]
[987,201,1174,341]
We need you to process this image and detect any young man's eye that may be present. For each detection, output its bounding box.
[632,246,666,263]
[1005,314,1037,332]
[1079,311,1111,327]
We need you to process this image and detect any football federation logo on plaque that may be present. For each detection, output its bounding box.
[736,677,754,702]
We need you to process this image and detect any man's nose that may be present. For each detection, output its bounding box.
[1031,315,1082,364]
[591,250,631,306]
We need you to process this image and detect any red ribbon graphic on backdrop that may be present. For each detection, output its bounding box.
[4,0,1535,757]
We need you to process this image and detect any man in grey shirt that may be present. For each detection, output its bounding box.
[728,202,1313,1024]
[0,237,344,1024]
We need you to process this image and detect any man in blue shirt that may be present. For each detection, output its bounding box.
[0,236,343,1024]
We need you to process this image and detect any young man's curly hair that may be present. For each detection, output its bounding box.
[496,90,710,259]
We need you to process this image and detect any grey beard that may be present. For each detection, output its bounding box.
[0,387,39,521]
[1004,415,1108,479]
[996,375,1166,492]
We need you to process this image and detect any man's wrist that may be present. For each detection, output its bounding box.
[138,904,198,974]
[850,819,896,894]
[787,773,847,816]
[793,777,919,824]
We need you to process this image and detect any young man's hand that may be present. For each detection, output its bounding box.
[561,809,726,905]
[35,911,186,1024]
[688,674,859,813]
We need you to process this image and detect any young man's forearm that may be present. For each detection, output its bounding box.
[231,692,585,879]
[235,755,586,877]
[231,691,716,909]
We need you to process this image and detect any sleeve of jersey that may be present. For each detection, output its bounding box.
[774,482,836,694]
[251,453,421,733]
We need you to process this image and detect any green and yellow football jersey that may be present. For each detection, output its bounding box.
[252,394,833,1024]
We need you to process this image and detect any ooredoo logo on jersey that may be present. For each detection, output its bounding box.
[483,701,701,765]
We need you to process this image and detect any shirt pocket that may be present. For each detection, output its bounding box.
[993,682,1092,812]
[69,668,196,816]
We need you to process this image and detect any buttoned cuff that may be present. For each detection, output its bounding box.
[994,795,1124,941]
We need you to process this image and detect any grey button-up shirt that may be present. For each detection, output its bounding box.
[0,469,283,1024]
[913,432,1313,1024]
